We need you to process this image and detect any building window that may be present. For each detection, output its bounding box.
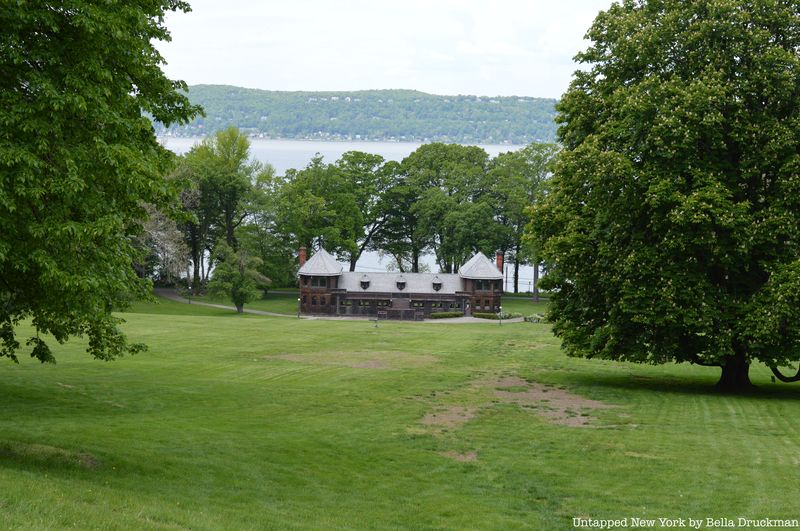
[302,276,309,287]
[411,301,424,308]
[475,279,491,291]
[311,277,327,288]
[431,302,443,308]
[377,300,389,307]
[449,302,460,309]
[312,296,317,305]
[359,300,371,306]
[340,299,347,306]
[302,295,306,304]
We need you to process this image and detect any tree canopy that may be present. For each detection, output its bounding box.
[0,1,200,362]
[529,0,800,389]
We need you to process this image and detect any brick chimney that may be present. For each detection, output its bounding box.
[495,251,504,272]
[299,247,307,267]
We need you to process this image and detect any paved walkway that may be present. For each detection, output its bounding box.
[154,288,524,324]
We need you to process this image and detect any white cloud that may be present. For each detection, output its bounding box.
[158,0,615,98]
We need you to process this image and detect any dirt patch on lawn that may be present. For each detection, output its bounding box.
[421,406,477,429]
[494,377,615,427]
[440,450,478,462]
[269,351,436,370]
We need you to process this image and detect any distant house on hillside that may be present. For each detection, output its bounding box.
[297,247,503,320]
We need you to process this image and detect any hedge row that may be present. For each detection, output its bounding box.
[428,311,465,319]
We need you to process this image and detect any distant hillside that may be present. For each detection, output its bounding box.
[154,85,558,144]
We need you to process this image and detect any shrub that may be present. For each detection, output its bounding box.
[472,312,500,320]
[524,313,547,323]
[428,311,464,319]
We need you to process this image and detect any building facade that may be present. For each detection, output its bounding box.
[297,247,503,320]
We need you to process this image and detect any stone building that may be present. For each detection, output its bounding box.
[297,247,503,319]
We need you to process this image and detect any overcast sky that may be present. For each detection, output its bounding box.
[158,0,616,99]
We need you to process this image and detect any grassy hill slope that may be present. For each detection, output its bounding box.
[0,300,796,528]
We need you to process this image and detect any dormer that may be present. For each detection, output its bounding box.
[432,275,442,292]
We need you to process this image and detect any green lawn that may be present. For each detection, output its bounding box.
[191,291,301,315]
[1,301,798,529]
[499,297,548,316]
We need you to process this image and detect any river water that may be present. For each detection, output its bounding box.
[160,137,536,290]
[160,137,523,175]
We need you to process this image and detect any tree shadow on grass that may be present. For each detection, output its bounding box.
[555,368,800,400]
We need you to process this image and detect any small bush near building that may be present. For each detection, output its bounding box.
[473,312,500,320]
[525,313,547,323]
[429,311,465,319]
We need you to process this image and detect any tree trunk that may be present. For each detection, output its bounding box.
[349,257,357,272]
[533,261,540,302]
[717,349,753,391]
[412,248,419,273]
[192,254,201,292]
[235,303,244,314]
[513,256,520,294]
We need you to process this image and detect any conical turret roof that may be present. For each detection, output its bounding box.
[297,247,343,276]
[458,252,503,280]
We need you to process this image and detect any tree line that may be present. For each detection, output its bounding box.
[154,86,558,145]
[141,128,558,308]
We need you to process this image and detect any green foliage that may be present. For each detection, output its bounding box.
[177,128,275,289]
[472,312,500,320]
[490,142,559,291]
[529,0,800,386]
[272,141,555,278]
[0,1,200,362]
[428,311,465,319]
[155,86,558,144]
[275,155,362,259]
[207,242,270,313]
[403,143,501,272]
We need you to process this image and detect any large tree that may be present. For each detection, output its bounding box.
[208,242,269,314]
[489,142,558,294]
[403,143,497,273]
[275,155,361,259]
[529,0,800,390]
[371,161,429,272]
[336,151,391,271]
[0,2,200,362]
[185,128,269,251]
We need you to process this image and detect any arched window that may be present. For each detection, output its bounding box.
[312,296,317,306]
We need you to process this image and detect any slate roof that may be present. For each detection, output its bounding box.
[458,252,503,280]
[338,272,464,295]
[297,247,344,276]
